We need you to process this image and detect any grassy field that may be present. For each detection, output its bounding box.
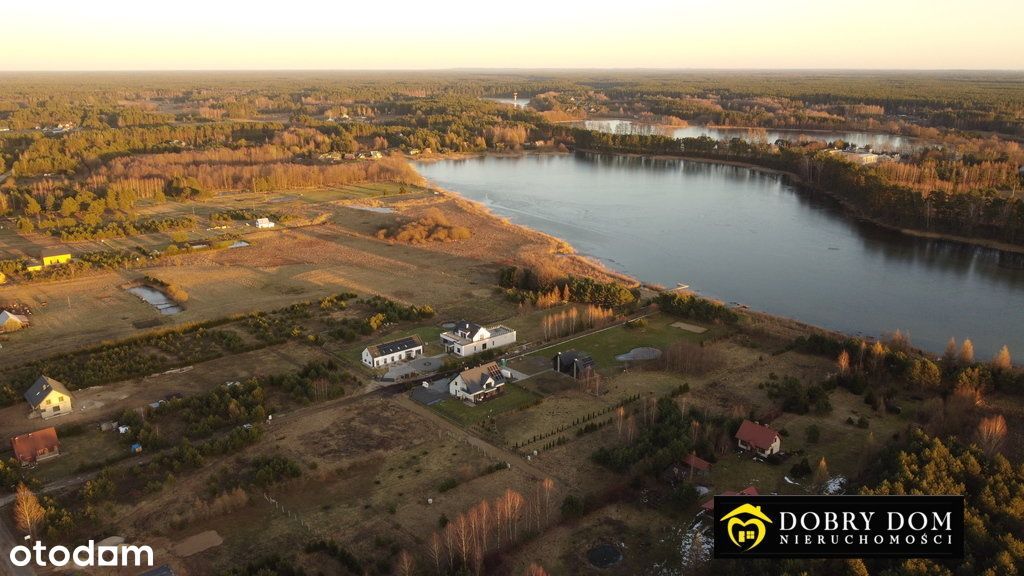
[31,427,127,483]
[513,313,726,373]
[500,372,694,448]
[430,383,541,426]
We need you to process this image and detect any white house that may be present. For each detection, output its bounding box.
[255,218,276,229]
[440,321,517,357]
[735,419,781,457]
[362,335,424,368]
[24,376,73,420]
[448,362,511,403]
[827,149,880,165]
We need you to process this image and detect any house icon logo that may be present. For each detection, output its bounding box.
[720,503,772,551]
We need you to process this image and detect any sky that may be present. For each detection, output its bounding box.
[2,0,1022,71]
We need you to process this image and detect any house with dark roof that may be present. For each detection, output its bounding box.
[553,350,595,379]
[440,320,516,357]
[735,419,781,457]
[24,375,73,420]
[361,335,424,368]
[11,427,61,465]
[449,362,511,403]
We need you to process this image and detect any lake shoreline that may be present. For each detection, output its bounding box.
[417,148,1024,255]
[413,150,1024,352]
[564,148,1024,257]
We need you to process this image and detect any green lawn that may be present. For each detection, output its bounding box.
[431,384,541,427]
[521,313,727,370]
[338,323,445,369]
[33,429,127,483]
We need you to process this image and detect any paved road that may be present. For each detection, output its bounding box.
[0,514,34,576]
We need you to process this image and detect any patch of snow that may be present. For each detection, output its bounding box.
[824,475,848,495]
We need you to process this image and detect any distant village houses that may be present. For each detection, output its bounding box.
[826,149,898,165]
[440,321,517,357]
[362,335,424,368]
[24,375,74,420]
[254,217,276,229]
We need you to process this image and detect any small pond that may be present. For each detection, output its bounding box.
[127,285,183,315]
[587,543,623,569]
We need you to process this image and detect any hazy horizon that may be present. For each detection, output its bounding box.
[4,0,1023,71]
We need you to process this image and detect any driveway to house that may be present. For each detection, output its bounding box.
[382,353,446,382]
[0,515,35,576]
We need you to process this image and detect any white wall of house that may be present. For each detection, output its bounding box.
[449,375,469,399]
[35,390,72,419]
[361,345,423,368]
[444,328,517,357]
[737,436,781,457]
[448,376,505,402]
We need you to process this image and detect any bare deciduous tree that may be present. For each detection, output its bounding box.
[959,339,975,364]
[13,483,45,538]
[427,531,444,575]
[837,349,850,375]
[394,550,415,576]
[976,414,1008,456]
[992,345,1012,371]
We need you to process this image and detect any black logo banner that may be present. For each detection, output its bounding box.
[713,495,964,559]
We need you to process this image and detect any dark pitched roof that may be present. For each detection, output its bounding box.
[24,375,71,408]
[367,335,424,358]
[458,362,507,394]
[554,350,594,373]
[39,246,71,258]
[453,320,485,337]
[735,420,779,450]
[11,427,60,463]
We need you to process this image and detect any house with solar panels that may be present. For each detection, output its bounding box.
[24,375,74,420]
[448,361,512,403]
[361,335,425,368]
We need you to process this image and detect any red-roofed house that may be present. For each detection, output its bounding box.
[700,486,759,512]
[735,419,781,457]
[682,453,711,478]
[11,427,61,465]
